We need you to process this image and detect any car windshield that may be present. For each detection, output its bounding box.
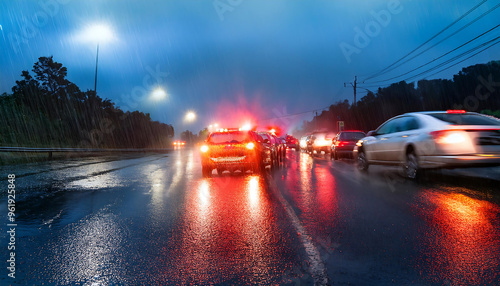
[339,132,365,140]
[208,132,249,144]
[428,113,500,126]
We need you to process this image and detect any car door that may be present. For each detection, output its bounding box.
[377,117,409,162]
[365,118,398,161]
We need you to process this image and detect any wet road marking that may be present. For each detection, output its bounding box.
[266,173,330,286]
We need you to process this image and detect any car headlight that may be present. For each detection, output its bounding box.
[246,142,255,150]
[200,145,209,152]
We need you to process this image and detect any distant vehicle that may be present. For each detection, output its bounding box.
[353,110,500,179]
[309,132,336,156]
[258,132,280,168]
[299,135,309,151]
[271,134,286,163]
[200,129,272,177]
[278,137,287,161]
[173,140,186,146]
[285,135,300,151]
[331,131,366,160]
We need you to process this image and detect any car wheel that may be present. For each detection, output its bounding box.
[333,151,338,161]
[357,150,369,172]
[202,165,211,177]
[404,151,419,179]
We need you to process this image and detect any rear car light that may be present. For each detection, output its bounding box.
[200,145,209,152]
[335,141,349,147]
[431,130,467,144]
[246,142,255,150]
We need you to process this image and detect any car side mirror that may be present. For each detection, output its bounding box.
[367,130,376,136]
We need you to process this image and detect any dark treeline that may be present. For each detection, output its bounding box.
[0,56,174,148]
[300,61,500,135]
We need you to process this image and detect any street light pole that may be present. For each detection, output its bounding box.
[94,43,99,94]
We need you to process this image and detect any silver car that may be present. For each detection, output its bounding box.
[353,110,500,179]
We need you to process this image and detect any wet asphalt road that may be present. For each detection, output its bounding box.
[1,149,500,285]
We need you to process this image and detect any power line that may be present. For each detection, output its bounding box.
[362,0,489,82]
[361,22,500,84]
[357,37,500,90]
[404,35,500,82]
[364,2,500,84]
[423,37,500,79]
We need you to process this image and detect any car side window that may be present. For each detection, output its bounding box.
[405,117,420,130]
[393,118,405,133]
[376,119,396,135]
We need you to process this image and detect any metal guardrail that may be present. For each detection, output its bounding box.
[0,147,173,159]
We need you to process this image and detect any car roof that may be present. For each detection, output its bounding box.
[402,111,480,116]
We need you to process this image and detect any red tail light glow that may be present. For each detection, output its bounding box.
[335,141,349,147]
[446,110,466,114]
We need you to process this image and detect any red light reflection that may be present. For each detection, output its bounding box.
[165,176,294,284]
[416,191,500,284]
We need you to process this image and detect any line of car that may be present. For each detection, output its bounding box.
[199,128,300,177]
[300,110,500,179]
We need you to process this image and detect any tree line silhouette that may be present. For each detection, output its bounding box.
[300,60,500,134]
[0,56,174,148]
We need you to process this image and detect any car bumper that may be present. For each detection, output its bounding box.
[201,154,262,170]
[333,145,355,152]
[420,154,500,168]
[313,146,330,153]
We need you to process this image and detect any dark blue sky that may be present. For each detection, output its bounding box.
[1,0,500,135]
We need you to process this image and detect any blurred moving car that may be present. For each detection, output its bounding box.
[271,134,286,163]
[285,135,300,151]
[173,140,186,146]
[331,131,366,160]
[278,137,287,160]
[258,132,280,167]
[300,135,309,151]
[309,132,336,155]
[200,129,272,177]
[353,110,500,179]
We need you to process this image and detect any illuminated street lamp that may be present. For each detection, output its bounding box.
[151,87,167,101]
[185,111,196,122]
[79,24,115,94]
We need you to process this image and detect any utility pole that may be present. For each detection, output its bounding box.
[344,76,357,107]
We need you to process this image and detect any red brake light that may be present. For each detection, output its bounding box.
[446,110,466,114]
[335,141,349,147]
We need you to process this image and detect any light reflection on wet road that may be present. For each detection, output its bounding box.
[1,149,499,285]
